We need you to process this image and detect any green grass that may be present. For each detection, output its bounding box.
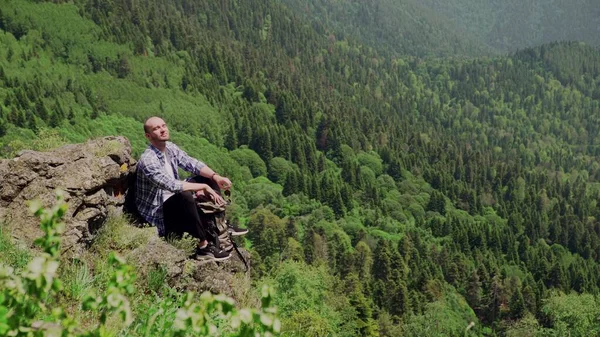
[51,213,179,332]
[120,289,183,337]
[147,265,168,294]
[0,226,30,270]
[61,260,95,300]
[91,212,155,256]
[164,233,197,256]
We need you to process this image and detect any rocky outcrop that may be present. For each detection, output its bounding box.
[0,136,252,297]
[127,235,251,298]
[0,136,135,256]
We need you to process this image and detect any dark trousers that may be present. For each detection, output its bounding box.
[163,191,208,241]
[162,176,220,242]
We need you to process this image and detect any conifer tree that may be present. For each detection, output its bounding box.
[0,105,6,137]
[345,273,378,337]
[509,287,526,319]
[467,270,482,311]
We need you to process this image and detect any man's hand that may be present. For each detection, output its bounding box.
[196,184,226,206]
[213,174,232,190]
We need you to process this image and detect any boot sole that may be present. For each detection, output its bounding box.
[195,253,232,262]
[229,229,248,236]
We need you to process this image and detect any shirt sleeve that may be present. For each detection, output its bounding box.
[171,143,206,175]
[140,155,184,193]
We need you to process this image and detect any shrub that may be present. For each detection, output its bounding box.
[0,191,281,336]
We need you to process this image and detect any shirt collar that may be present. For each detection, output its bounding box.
[149,142,169,159]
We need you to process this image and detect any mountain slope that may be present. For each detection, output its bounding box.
[284,0,600,57]
[2,0,600,335]
[281,0,492,57]
[417,0,600,52]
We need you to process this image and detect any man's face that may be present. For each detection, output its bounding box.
[145,118,170,143]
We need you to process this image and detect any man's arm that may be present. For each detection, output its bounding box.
[171,143,232,190]
[181,179,226,206]
[141,156,184,193]
[198,166,232,190]
[142,158,226,205]
[171,143,205,176]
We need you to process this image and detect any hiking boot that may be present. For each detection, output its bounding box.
[221,240,234,252]
[226,220,248,236]
[195,243,231,262]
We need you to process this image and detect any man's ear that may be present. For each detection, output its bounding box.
[144,133,151,140]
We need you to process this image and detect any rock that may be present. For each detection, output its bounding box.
[127,236,187,279]
[183,247,251,296]
[127,235,251,298]
[0,136,136,256]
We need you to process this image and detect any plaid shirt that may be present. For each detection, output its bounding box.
[135,142,205,236]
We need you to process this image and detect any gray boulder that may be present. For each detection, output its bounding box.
[0,136,135,256]
[127,235,251,298]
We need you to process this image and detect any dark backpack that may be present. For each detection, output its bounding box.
[123,169,146,226]
[188,176,247,270]
[195,198,232,251]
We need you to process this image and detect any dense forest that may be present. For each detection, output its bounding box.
[281,0,491,57]
[417,0,600,53]
[284,0,600,56]
[1,0,600,335]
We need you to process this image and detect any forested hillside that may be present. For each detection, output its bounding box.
[418,0,600,53]
[280,0,491,57]
[286,0,600,56]
[2,0,600,336]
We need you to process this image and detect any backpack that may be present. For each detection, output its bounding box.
[190,176,248,270]
[123,169,146,226]
[195,199,232,251]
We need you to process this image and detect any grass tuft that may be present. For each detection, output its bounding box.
[0,226,31,270]
[92,211,155,256]
[147,265,168,294]
[164,233,197,256]
[61,259,95,300]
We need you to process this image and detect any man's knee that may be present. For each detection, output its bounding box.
[179,191,196,204]
[187,175,220,191]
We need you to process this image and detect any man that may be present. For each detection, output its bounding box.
[135,116,245,261]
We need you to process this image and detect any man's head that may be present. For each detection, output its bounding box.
[144,116,170,147]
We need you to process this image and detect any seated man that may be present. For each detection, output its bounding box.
[135,116,238,261]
